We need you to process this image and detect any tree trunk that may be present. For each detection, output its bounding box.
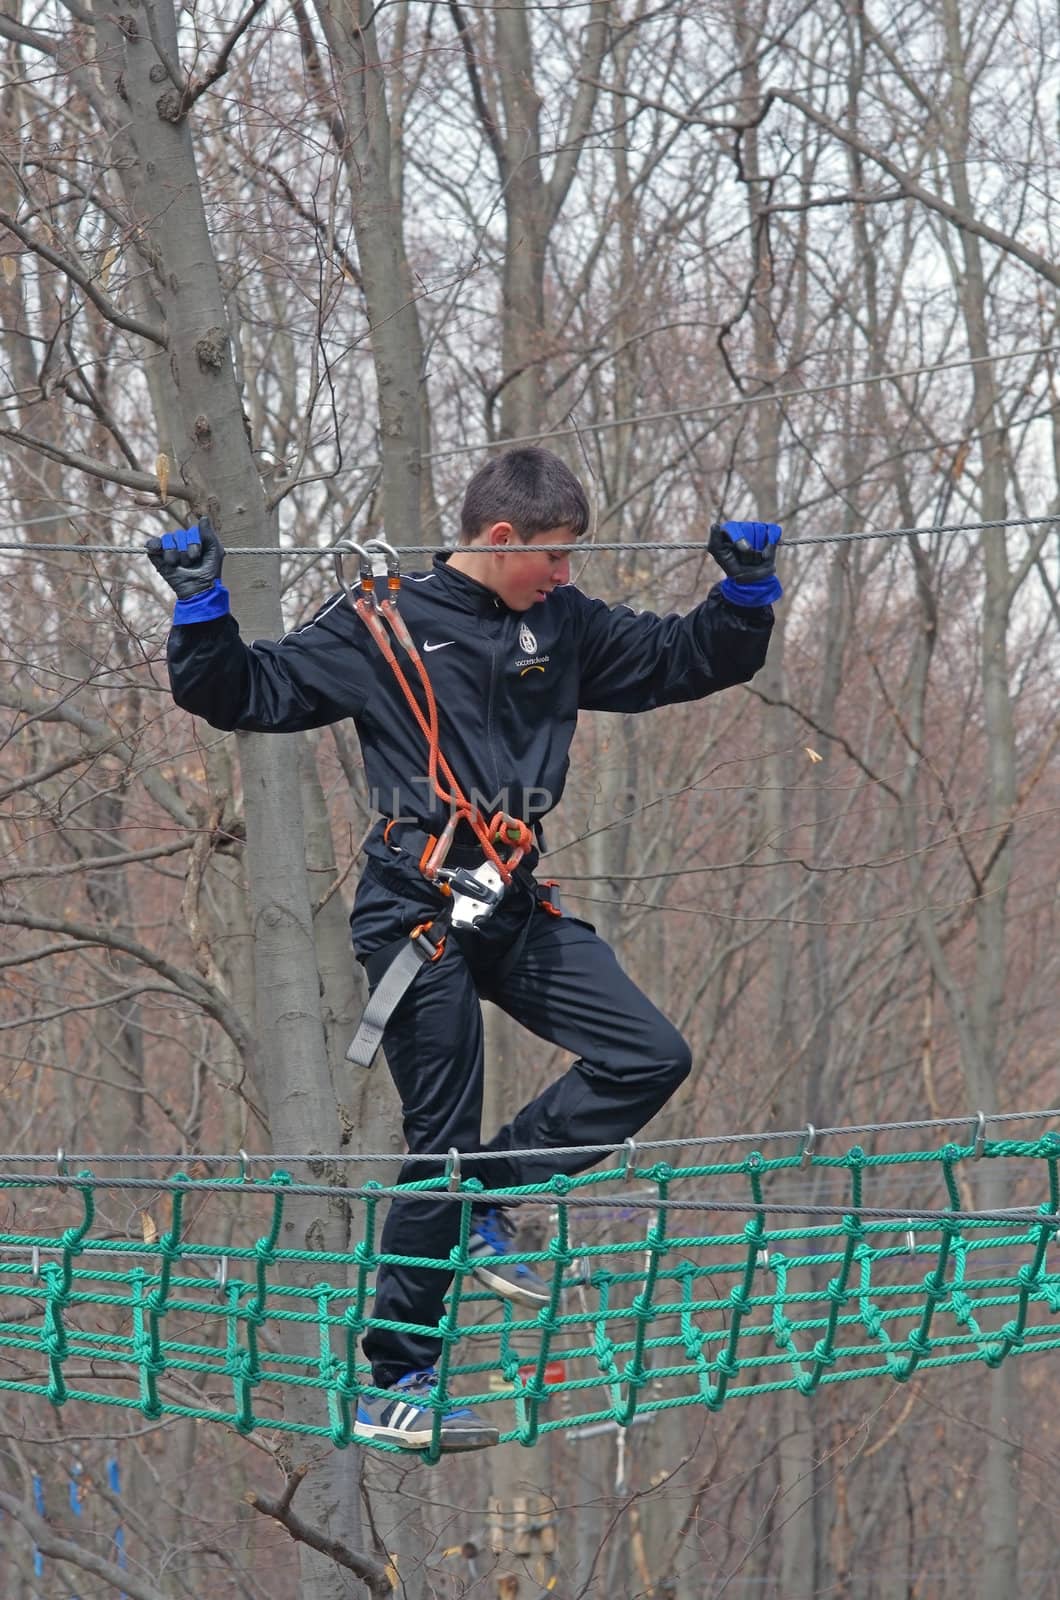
[937,5,1020,1589]
[310,0,437,544]
[90,3,364,1589]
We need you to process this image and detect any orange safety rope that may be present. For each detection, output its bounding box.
[335,541,532,885]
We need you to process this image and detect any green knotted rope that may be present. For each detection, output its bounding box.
[0,1135,1058,1462]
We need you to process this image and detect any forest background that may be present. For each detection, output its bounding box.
[1,0,1059,1596]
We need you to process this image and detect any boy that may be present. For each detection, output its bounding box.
[148,447,780,1451]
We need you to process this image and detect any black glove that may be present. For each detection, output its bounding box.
[708,520,783,606]
[146,519,230,621]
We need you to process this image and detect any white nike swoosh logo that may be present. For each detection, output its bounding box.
[422,640,454,652]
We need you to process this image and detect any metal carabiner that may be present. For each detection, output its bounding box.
[333,539,370,608]
[361,536,400,578]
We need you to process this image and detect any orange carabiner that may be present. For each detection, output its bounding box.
[410,921,447,962]
[488,811,533,875]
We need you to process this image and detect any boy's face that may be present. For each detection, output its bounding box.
[476,523,577,611]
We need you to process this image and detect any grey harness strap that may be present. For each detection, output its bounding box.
[346,923,446,1068]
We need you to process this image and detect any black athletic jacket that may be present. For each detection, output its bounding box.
[167,552,774,860]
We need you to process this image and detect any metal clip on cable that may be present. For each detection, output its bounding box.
[333,539,371,608]
[362,536,401,586]
[972,1110,987,1160]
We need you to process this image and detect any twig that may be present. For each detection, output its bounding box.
[0,1488,170,1600]
[186,0,269,106]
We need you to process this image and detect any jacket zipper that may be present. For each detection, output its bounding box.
[485,633,503,803]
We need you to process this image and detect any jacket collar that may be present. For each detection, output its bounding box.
[432,551,507,616]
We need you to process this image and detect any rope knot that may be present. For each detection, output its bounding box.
[133,1338,165,1378]
[42,1326,67,1358]
[862,1308,883,1338]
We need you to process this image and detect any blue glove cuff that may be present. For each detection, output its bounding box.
[173,581,231,624]
[719,575,782,607]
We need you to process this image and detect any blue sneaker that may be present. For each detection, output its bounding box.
[353,1369,498,1452]
[467,1207,551,1308]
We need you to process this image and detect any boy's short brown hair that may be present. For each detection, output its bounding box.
[459,447,590,543]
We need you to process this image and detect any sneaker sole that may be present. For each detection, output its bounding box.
[471,1262,551,1309]
[353,1419,499,1453]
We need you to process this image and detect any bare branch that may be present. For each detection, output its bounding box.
[244,153,363,290]
[0,939,98,971]
[0,907,253,1057]
[246,1465,393,1598]
[187,0,269,107]
[772,88,1060,290]
[0,1488,171,1600]
[547,0,611,222]
[1,838,195,881]
[448,1,508,179]
[0,208,166,345]
[0,686,198,828]
[142,0,187,97]
[0,423,186,499]
[0,15,58,57]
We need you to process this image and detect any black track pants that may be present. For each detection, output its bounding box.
[358,888,692,1386]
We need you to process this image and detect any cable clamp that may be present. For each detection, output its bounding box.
[56,1146,68,1190]
[905,1219,916,1256]
[800,1124,817,1168]
[972,1111,987,1160]
[623,1138,638,1181]
[238,1149,250,1182]
[31,1244,41,1282]
[445,1148,462,1191]
[214,1256,229,1299]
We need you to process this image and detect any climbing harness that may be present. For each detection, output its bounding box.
[336,540,541,1067]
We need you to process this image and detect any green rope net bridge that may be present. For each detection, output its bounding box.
[1,1118,1059,1462]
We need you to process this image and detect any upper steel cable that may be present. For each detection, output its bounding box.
[0,512,1057,560]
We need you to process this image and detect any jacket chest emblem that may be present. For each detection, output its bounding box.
[514,620,550,676]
